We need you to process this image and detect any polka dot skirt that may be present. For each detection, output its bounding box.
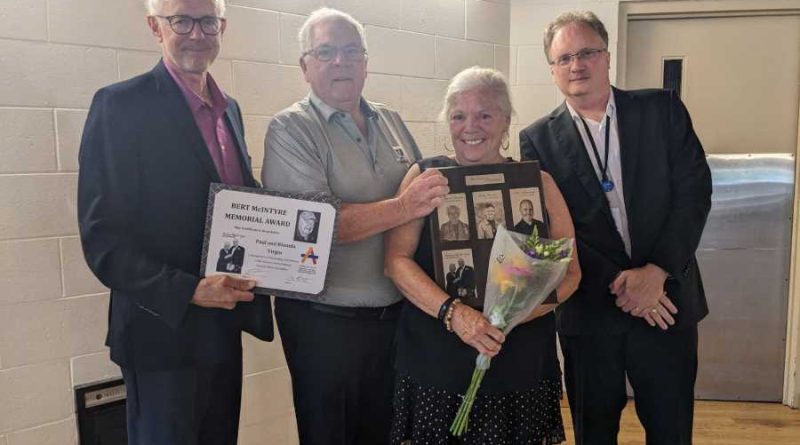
[391,374,566,445]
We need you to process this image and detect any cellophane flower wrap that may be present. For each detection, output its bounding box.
[450,224,573,437]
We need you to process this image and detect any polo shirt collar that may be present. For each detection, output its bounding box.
[309,92,378,122]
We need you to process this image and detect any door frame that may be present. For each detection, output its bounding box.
[618,0,800,408]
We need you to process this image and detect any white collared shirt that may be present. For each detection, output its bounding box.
[566,92,631,256]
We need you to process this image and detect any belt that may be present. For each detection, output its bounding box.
[306,300,403,320]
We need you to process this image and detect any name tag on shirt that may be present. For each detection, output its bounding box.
[393,146,411,167]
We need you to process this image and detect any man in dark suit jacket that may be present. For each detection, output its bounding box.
[229,239,245,273]
[77,1,272,443]
[216,241,234,272]
[519,11,711,445]
[513,199,537,235]
[453,258,477,303]
[445,263,459,298]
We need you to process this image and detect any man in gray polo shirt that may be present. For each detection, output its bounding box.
[262,7,449,445]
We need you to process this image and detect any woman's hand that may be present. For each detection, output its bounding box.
[451,304,506,357]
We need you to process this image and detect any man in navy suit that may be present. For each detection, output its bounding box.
[77,1,272,443]
[520,10,712,445]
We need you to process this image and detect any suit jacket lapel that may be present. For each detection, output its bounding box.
[614,87,641,217]
[550,106,617,231]
[224,103,258,188]
[152,61,222,183]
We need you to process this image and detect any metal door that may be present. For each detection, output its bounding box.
[626,13,800,401]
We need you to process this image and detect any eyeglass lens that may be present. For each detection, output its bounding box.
[167,16,222,35]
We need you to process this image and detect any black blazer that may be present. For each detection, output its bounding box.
[78,61,273,371]
[455,265,475,288]
[520,88,712,335]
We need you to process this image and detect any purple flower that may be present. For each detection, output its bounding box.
[503,264,532,277]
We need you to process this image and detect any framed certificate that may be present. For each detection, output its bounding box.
[429,161,556,308]
[200,183,339,300]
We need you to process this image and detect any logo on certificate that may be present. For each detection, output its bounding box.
[300,247,319,265]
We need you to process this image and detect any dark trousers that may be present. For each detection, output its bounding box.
[560,322,698,445]
[275,298,397,445]
[121,358,243,445]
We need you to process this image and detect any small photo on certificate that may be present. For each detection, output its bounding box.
[294,210,321,244]
[215,236,246,274]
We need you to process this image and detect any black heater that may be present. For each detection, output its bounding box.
[75,378,128,445]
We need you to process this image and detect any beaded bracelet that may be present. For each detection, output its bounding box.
[444,298,462,332]
[437,297,457,321]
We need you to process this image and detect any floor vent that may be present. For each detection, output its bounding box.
[75,378,128,444]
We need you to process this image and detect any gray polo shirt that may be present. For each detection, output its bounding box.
[262,93,421,307]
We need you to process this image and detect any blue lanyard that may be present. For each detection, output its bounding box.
[579,115,614,192]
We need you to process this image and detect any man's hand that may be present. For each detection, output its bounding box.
[640,295,679,330]
[611,264,679,330]
[398,169,449,219]
[191,275,256,310]
[451,304,505,357]
[610,263,669,315]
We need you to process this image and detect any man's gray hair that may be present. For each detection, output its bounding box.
[543,10,608,62]
[299,211,318,223]
[298,8,367,58]
[440,66,514,122]
[145,0,227,16]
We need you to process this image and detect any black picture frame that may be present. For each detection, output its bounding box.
[429,161,557,308]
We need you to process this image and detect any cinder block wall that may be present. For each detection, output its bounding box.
[0,1,511,443]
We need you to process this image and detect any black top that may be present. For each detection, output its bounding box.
[394,156,560,394]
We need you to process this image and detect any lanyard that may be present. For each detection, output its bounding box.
[579,115,614,192]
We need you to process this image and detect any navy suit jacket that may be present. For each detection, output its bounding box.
[78,61,273,371]
[520,88,712,336]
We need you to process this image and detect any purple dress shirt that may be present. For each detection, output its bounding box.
[165,61,244,186]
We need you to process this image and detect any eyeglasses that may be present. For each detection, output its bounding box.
[156,15,225,35]
[550,48,606,67]
[303,45,367,62]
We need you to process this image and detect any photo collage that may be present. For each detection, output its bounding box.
[429,162,548,308]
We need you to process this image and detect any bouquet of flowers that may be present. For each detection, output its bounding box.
[450,224,573,437]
